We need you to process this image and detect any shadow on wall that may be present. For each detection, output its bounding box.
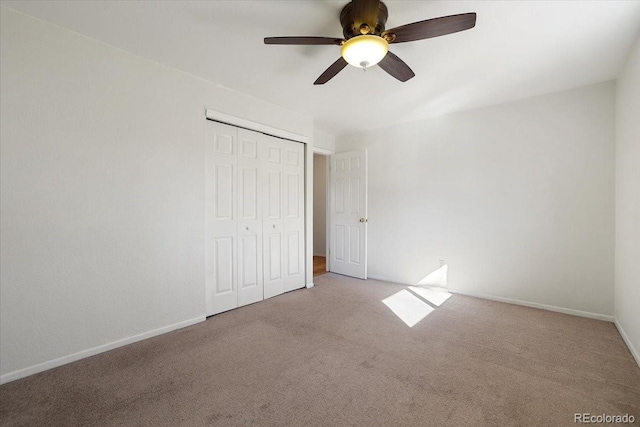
[382,265,450,327]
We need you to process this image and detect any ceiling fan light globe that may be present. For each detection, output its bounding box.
[341,35,388,69]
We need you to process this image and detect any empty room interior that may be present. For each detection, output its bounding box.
[1,1,639,425]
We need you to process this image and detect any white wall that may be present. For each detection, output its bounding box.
[337,82,616,317]
[0,8,314,381]
[313,130,336,153]
[313,154,327,256]
[615,34,640,365]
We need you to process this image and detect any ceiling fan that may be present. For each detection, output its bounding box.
[264,0,476,85]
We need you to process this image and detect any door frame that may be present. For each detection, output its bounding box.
[205,109,314,291]
[312,146,333,273]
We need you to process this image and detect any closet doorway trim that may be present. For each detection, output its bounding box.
[205,109,309,144]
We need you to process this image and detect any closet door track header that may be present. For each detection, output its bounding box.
[205,109,308,145]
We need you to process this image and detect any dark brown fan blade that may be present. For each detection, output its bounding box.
[378,51,415,82]
[353,0,380,30]
[314,57,348,85]
[264,36,343,45]
[383,13,476,44]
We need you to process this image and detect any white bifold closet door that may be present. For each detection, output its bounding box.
[205,120,305,316]
[282,138,305,292]
[205,122,238,315]
[262,136,285,299]
[236,129,264,308]
[263,135,305,298]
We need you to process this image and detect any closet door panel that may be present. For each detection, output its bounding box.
[206,121,238,316]
[283,140,305,292]
[264,233,282,285]
[213,237,234,292]
[263,136,285,299]
[237,129,264,307]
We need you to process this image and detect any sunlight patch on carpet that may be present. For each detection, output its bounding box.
[382,289,434,327]
[408,286,452,307]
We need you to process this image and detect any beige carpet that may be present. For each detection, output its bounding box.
[1,274,639,426]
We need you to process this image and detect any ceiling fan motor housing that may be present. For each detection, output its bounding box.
[340,1,389,39]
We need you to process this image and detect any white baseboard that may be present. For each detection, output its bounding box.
[0,316,205,385]
[306,282,315,288]
[367,274,410,284]
[448,289,615,322]
[614,319,640,368]
[367,274,615,322]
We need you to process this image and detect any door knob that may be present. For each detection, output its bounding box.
[359,218,368,223]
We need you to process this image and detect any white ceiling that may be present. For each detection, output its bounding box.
[3,1,640,136]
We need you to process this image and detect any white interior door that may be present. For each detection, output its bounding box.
[330,149,368,279]
[283,140,305,292]
[206,121,238,315]
[236,128,263,307]
[262,136,285,299]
